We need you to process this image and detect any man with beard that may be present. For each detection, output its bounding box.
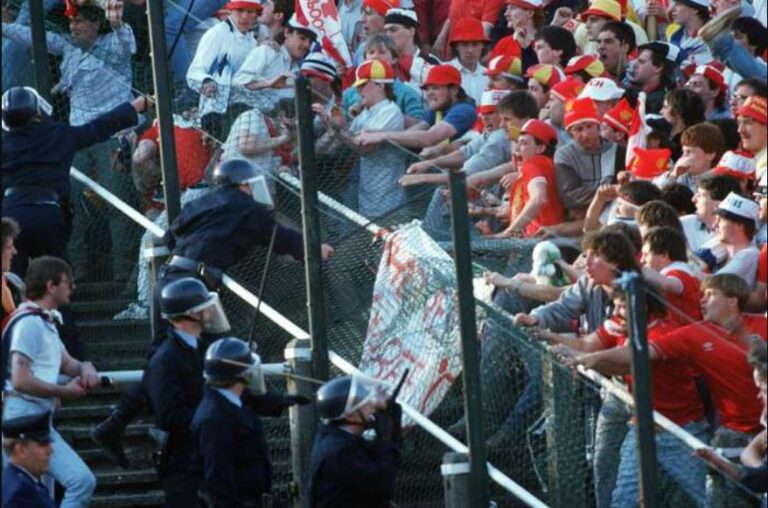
[355,64,477,151]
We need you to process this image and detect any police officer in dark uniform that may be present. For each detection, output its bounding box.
[91,157,333,464]
[1,86,151,276]
[2,411,56,508]
[143,277,231,508]
[193,337,307,508]
[308,376,402,508]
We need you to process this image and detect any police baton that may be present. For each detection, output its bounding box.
[248,223,279,349]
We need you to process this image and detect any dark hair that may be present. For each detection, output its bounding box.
[679,0,710,22]
[364,33,400,59]
[532,138,558,158]
[273,0,294,25]
[701,273,750,312]
[748,341,767,381]
[583,230,641,274]
[643,226,688,262]
[709,118,740,151]
[660,184,696,215]
[736,77,768,98]
[1,217,20,244]
[681,122,726,163]
[665,88,705,128]
[600,21,636,52]
[602,222,643,253]
[25,256,72,300]
[613,282,669,318]
[534,26,576,67]
[619,180,662,207]
[699,174,742,201]
[497,90,539,121]
[636,200,684,235]
[732,17,767,55]
[643,48,675,90]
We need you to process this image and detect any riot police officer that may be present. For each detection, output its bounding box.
[308,376,402,508]
[152,157,335,340]
[1,86,150,275]
[143,277,231,508]
[192,337,308,508]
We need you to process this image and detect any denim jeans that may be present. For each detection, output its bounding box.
[3,397,97,508]
[611,419,710,508]
[594,392,632,508]
[1,0,60,92]
[163,0,223,80]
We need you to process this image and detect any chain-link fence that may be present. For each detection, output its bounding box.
[5,1,766,506]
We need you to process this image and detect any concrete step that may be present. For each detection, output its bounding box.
[77,318,151,344]
[93,468,158,489]
[90,490,164,508]
[70,299,137,320]
[73,281,133,301]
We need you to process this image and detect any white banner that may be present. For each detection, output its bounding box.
[294,0,353,67]
[359,222,492,424]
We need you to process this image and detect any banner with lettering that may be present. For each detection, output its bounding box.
[294,0,353,67]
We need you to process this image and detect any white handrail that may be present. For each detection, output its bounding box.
[70,167,309,340]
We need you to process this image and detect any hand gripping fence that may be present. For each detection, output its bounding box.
[69,165,550,507]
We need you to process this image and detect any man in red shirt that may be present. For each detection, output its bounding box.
[641,226,703,325]
[568,273,767,508]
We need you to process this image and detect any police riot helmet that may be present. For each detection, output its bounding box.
[316,376,378,424]
[160,277,231,333]
[204,337,265,394]
[211,159,260,187]
[1,86,53,131]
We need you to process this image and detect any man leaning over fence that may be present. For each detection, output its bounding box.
[2,257,100,508]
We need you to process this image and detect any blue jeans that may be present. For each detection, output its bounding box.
[3,397,97,508]
[707,32,768,80]
[1,0,60,92]
[611,419,710,508]
[164,0,224,80]
[594,393,632,508]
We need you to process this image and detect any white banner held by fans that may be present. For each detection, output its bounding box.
[294,0,353,67]
[359,222,466,424]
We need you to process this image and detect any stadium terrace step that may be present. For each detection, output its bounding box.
[70,299,137,320]
[90,490,165,508]
[72,281,133,301]
[77,318,151,345]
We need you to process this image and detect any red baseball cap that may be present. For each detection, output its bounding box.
[521,119,558,145]
[449,17,489,44]
[421,65,463,89]
[550,77,585,103]
[225,0,263,11]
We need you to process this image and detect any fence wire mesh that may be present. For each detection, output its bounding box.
[3,2,766,507]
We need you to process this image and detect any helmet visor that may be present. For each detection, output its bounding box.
[342,375,380,419]
[245,175,274,209]
[244,352,266,395]
[188,293,231,334]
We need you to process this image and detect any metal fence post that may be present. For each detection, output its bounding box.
[294,76,330,382]
[145,0,181,224]
[447,170,489,507]
[442,452,471,508]
[285,338,315,508]
[618,272,658,508]
[29,0,51,99]
[145,235,169,339]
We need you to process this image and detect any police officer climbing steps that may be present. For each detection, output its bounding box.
[90,157,332,465]
[1,86,151,276]
[2,411,56,508]
[308,375,403,508]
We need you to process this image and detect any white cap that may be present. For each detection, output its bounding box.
[714,150,756,180]
[287,13,322,40]
[578,77,625,102]
[715,192,760,224]
[479,89,510,110]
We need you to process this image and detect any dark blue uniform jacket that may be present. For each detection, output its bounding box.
[2,102,137,205]
[1,464,56,508]
[308,424,400,508]
[165,186,304,269]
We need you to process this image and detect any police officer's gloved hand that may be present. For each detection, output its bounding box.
[280,394,312,407]
[373,402,403,446]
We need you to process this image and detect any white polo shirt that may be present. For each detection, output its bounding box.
[232,44,297,113]
[448,58,488,105]
[681,214,717,252]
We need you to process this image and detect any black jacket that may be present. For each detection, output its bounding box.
[2,102,137,205]
[165,186,304,270]
[308,424,400,508]
[192,388,274,507]
[145,329,204,462]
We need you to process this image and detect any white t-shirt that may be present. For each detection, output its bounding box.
[681,214,716,252]
[4,302,65,412]
[448,58,488,105]
[718,245,761,288]
[232,45,297,113]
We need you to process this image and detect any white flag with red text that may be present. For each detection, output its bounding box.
[625,92,652,167]
[294,0,353,67]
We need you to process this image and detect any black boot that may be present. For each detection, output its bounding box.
[91,412,130,468]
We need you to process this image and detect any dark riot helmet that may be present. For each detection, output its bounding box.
[204,337,265,394]
[160,277,231,333]
[316,375,378,424]
[1,87,52,131]
[211,159,261,187]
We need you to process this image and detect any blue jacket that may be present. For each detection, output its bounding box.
[308,424,400,508]
[2,102,137,205]
[166,186,304,269]
[1,464,56,508]
[191,388,275,507]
